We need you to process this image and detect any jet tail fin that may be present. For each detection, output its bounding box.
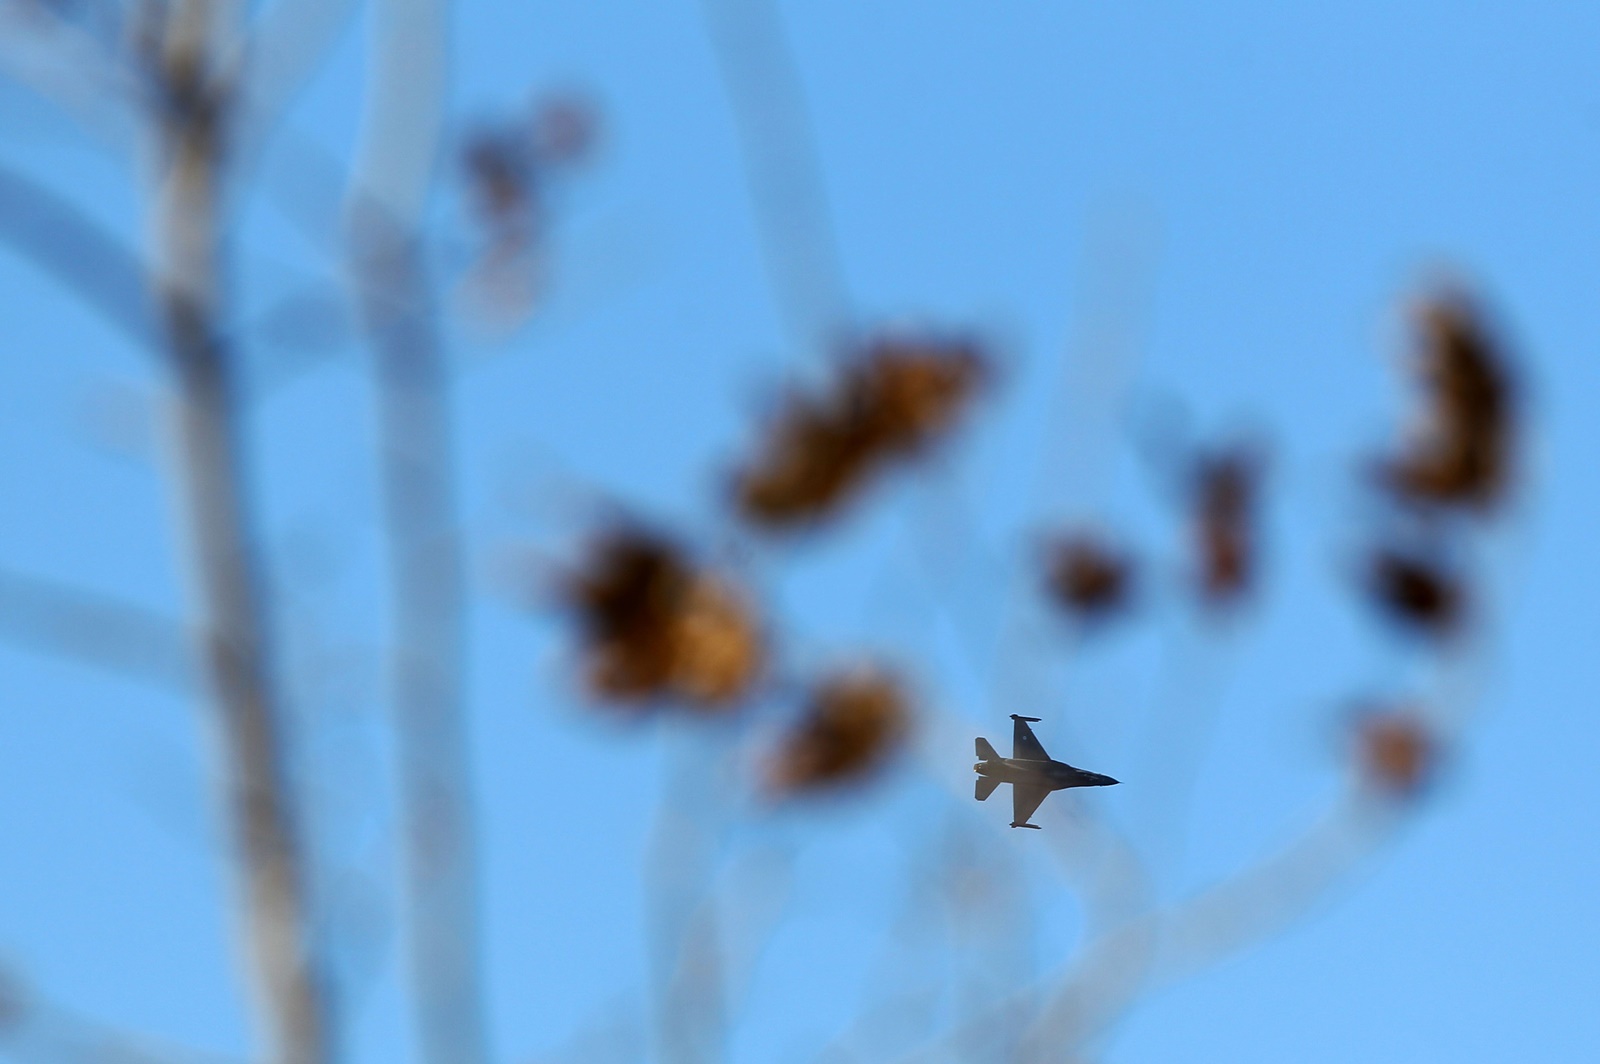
[975,737,1000,761]
[975,776,1001,802]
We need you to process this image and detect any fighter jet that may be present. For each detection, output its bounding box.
[974,715,1119,828]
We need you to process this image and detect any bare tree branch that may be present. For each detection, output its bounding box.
[0,959,243,1064]
[646,735,736,1064]
[345,2,488,1059]
[0,160,160,362]
[348,202,489,1064]
[230,0,361,132]
[698,0,851,350]
[348,0,448,226]
[902,787,1409,1063]
[1154,788,1403,983]
[0,568,191,692]
[148,1,331,1059]
[1012,914,1160,1064]
[0,3,137,143]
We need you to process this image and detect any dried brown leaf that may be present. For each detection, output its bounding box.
[562,526,764,710]
[1381,295,1514,511]
[734,334,987,529]
[1191,444,1261,606]
[1365,548,1465,637]
[1356,710,1437,798]
[1043,531,1134,622]
[768,667,912,794]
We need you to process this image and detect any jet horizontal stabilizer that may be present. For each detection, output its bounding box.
[1010,822,1042,829]
[1010,714,1042,722]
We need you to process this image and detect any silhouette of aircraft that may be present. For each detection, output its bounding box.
[975,715,1119,828]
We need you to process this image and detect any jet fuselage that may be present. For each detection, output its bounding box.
[974,757,1118,791]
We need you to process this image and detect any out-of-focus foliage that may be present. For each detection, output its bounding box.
[1379,295,1516,512]
[1041,529,1136,623]
[1356,709,1439,799]
[461,91,600,321]
[558,524,764,709]
[1187,441,1263,608]
[766,667,912,795]
[0,0,1541,1059]
[733,333,988,529]
[1364,546,1466,639]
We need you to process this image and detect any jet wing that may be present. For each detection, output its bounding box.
[1011,783,1051,828]
[1012,716,1051,761]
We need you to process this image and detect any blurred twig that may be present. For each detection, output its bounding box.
[0,959,240,1064]
[698,0,851,349]
[1042,202,1160,521]
[231,0,361,130]
[1154,787,1402,984]
[1012,914,1160,1064]
[349,203,489,1064]
[0,2,136,142]
[894,625,1441,1063]
[0,568,191,692]
[1127,618,1238,878]
[0,159,159,358]
[646,732,738,1064]
[346,0,489,1060]
[148,1,330,1059]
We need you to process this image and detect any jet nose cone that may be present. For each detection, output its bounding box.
[1088,772,1119,787]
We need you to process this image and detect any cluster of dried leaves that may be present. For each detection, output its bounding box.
[1042,531,1135,622]
[1037,436,1262,632]
[553,333,989,793]
[1379,296,1515,511]
[461,92,599,317]
[1024,291,1513,802]
[733,334,987,529]
[553,288,1515,806]
[559,526,763,710]
[765,668,912,795]
[1355,292,1515,795]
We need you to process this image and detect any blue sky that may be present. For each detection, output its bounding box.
[1,1,1598,1061]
